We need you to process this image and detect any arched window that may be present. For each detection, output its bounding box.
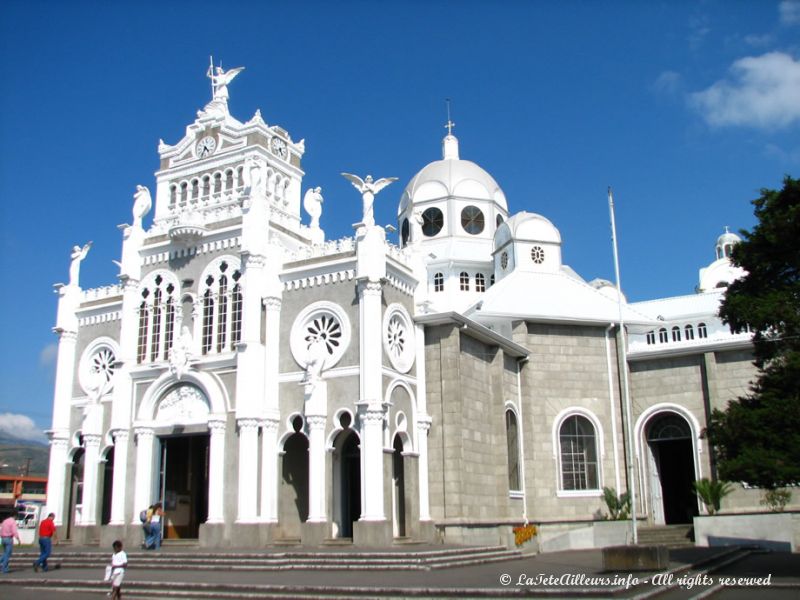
[169,185,177,208]
[505,409,521,491]
[697,323,707,339]
[685,324,694,340]
[201,260,243,355]
[459,271,470,291]
[671,326,681,342]
[559,415,599,490]
[237,166,244,188]
[658,328,668,343]
[400,219,409,246]
[191,179,199,200]
[490,274,495,286]
[202,175,210,198]
[225,170,234,191]
[180,182,188,204]
[475,273,486,293]
[433,272,444,292]
[646,330,656,345]
[136,275,177,364]
[213,172,222,194]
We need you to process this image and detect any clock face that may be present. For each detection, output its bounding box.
[271,136,288,159]
[196,136,216,158]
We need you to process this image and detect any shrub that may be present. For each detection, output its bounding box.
[693,478,734,515]
[761,488,792,512]
[602,487,631,520]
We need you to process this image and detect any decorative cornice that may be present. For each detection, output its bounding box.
[263,296,282,310]
[283,269,355,291]
[112,430,130,443]
[78,312,122,327]
[237,418,260,431]
[83,433,102,447]
[360,280,382,297]
[142,236,242,267]
[135,426,155,438]
[208,419,227,434]
[362,409,385,425]
[57,330,78,342]
[306,415,326,429]
[261,418,279,433]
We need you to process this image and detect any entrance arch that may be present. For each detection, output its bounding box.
[392,435,406,538]
[645,412,698,524]
[332,428,361,538]
[279,418,309,538]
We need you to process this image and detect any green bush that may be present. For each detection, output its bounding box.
[693,478,734,515]
[602,487,631,520]
[761,488,792,512]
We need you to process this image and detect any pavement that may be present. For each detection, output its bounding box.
[0,544,798,599]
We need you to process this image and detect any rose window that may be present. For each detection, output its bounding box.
[304,314,342,355]
[383,304,415,373]
[531,245,545,264]
[79,342,118,398]
[90,348,116,385]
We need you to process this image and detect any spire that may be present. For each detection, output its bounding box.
[442,98,459,160]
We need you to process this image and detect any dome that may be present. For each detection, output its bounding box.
[716,230,741,247]
[494,211,561,250]
[398,134,507,215]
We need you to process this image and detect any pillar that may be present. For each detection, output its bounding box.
[45,436,70,525]
[259,418,279,522]
[236,418,260,523]
[108,430,129,525]
[132,427,155,523]
[361,407,385,520]
[306,415,327,522]
[80,433,102,526]
[416,417,432,521]
[207,418,226,523]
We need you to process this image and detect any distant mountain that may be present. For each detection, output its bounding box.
[0,433,50,476]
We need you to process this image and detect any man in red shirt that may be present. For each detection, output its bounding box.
[33,513,58,572]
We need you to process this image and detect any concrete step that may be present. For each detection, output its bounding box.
[637,525,694,546]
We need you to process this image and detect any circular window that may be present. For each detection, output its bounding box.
[383,304,415,373]
[400,218,409,246]
[421,207,444,237]
[500,251,509,270]
[79,341,118,399]
[461,205,485,235]
[290,301,351,370]
[531,245,545,264]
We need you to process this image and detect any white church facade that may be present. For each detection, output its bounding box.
[45,66,780,550]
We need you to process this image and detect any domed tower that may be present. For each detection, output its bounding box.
[492,212,562,282]
[698,227,745,292]
[397,125,509,311]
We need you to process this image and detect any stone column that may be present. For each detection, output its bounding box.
[108,430,129,525]
[80,433,102,526]
[359,281,383,403]
[306,415,327,522]
[45,436,70,526]
[132,427,156,523]
[207,418,226,523]
[263,297,282,411]
[236,418,260,523]
[259,418,279,522]
[361,407,386,520]
[416,417,432,521]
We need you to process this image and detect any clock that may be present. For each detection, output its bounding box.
[196,136,216,158]
[271,136,288,159]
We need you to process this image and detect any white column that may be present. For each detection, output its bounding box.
[306,415,327,522]
[51,329,78,436]
[236,418,260,523]
[132,427,155,523]
[263,297,282,412]
[109,430,129,525]
[361,408,385,520]
[416,418,432,521]
[259,418,279,522]
[45,436,69,526]
[207,418,226,523]
[80,433,102,526]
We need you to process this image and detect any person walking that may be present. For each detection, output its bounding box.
[108,540,127,599]
[1,513,22,573]
[33,512,58,572]
[146,503,163,550]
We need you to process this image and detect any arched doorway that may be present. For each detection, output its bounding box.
[157,434,209,538]
[645,413,698,524]
[392,435,406,538]
[280,417,309,538]
[66,446,84,539]
[332,427,360,538]
[100,447,114,525]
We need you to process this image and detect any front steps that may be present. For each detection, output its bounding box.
[7,544,522,572]
[637,524,694,547]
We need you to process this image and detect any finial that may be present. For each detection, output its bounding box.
[724,225,730,234]
[445,98,455,136]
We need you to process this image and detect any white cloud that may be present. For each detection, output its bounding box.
[779,1,800,25]
[690,52,800,129]
[0,413,47,443]
[743,33,773,48]
[652,71,682,95]
[39,343,58,368]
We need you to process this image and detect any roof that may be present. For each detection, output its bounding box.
[466,268,657,327]
[630,290,724,321]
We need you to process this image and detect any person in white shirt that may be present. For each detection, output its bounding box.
[109,540,127,599]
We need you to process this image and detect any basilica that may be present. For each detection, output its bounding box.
[45,66,777,551]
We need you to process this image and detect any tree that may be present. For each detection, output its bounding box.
[705,176,800,489]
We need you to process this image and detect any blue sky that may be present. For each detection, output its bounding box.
[1,0,798,441]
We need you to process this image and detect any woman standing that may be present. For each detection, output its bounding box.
[146,504,163,550]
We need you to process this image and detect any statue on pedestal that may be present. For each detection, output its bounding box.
[341,173,397,227]
[303,186,324,229]
[207,61,244,103]
[68,242,92,287]
[132,185,152,229]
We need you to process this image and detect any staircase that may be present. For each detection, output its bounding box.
[637,524,694,547]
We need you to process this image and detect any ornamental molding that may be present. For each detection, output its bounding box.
[290,301,351,371]
[306,415,326,429]
[283,269,356,291]
[208,419,227,433]
[142,236,242,267]
[263,296,282,310]
[361,280,382,296]
[156,384,210,424]
[382,303,415,374]
[262,418,279,433]
[384,273,414,296]
[83,433,102,447]
[78,311,122,327]
[135,426,155,438]
[237,418,261,431]
[80,284,123,304]
[362,409,385,425]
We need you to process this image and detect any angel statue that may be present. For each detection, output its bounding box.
[411,208,424,242]
[302,335,329,392]
[341,173,398,227]
[207,60,245,102]
[69,241,92,287]
[132,185,152,229]
[303,186,324,228]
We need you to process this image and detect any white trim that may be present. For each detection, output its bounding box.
[551,406,605,494]
[136,369,231,424]
[289,300,352,371]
